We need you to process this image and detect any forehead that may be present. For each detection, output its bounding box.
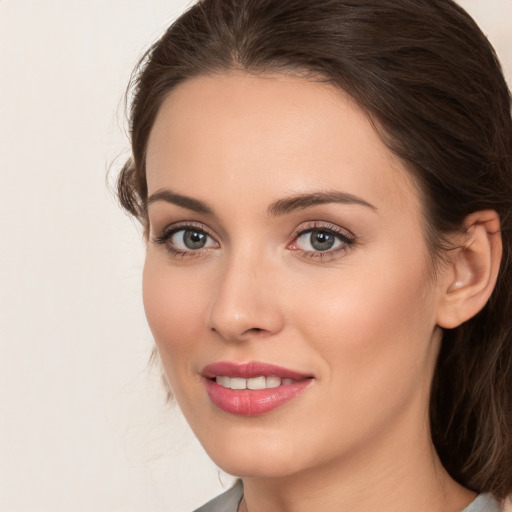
[146,72,421,219]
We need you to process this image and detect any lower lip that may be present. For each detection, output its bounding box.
[204,378,313,416]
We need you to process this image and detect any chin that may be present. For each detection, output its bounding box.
[198,429,316,479]
[214,457,302,479]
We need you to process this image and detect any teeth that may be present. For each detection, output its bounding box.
[266,376,281,388]
[216,376,230,388]
[215,376,297,390]
[247,376,266,390]
[230,377,247,390]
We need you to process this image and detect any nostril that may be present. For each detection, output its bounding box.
[243,327,266,336]
[208,300,284,341]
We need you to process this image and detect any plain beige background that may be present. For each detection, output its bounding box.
[0,1,510,511]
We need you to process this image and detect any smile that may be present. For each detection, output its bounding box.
[202,361,314,416]
[215,376,296,389]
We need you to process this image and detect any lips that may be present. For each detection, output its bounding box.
[202,361,314,416]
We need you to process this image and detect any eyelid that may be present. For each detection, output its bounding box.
[288,221,357,257]
[153,220,216,240]
[152,221,220,256]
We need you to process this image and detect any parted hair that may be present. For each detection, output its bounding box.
[118,0,512,500]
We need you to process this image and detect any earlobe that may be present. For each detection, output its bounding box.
[437,210,502,329]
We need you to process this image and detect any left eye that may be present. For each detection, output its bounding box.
[170,228,217,250]
[294,229,348,252]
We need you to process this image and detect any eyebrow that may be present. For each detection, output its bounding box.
[146,189,214,215]
[146,189,376,216]
[267,191,376,216]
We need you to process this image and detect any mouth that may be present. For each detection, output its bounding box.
[201,361,315,416]
[214,375,297,390]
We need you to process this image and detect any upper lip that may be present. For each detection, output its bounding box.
[201,361,313,380]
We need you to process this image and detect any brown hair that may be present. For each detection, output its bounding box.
[118,0,512,499]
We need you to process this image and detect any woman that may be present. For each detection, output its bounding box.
[118,0,512,510]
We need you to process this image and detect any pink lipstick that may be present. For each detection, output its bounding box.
[202,361,314,416]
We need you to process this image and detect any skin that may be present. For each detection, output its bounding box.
[143,73,481,512]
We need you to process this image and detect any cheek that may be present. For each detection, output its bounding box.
[142,258,209,383]
[297,248,432,339]
[293,251,438,412]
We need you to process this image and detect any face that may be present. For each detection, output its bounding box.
[143,72,446,479]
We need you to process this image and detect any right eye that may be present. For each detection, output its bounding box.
[153,225,219,256]
[171,228,217,250]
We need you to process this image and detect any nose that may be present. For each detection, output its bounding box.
[207,248,285,343]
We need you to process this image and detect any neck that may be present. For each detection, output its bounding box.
[240,409,475,512]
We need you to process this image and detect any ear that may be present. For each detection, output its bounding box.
[437,210,502,329]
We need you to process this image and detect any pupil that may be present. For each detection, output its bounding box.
[311,231,334,251]
[184,230,207,249]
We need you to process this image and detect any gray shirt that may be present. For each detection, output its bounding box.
[192,480,501,512]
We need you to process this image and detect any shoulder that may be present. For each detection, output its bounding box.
[461,494,502,512]
[192,481,244,512]
[189,485,502,512]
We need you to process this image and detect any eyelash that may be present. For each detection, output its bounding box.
[152,222,217,258]
[152,221,357,260]
[290,222,356,260]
